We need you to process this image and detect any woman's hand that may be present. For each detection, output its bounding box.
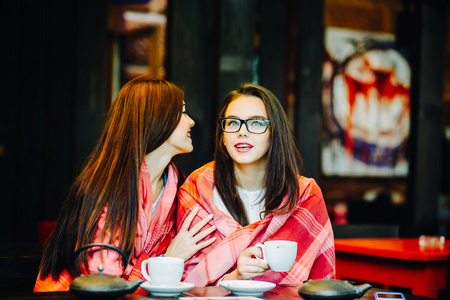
[164,207,217,261]
[223,246,269,280]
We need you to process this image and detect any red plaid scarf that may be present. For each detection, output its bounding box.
[177,162,335,286]
[34,160,178,292]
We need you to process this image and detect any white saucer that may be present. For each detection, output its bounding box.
[140,281,194,297]
[220,280,276,296]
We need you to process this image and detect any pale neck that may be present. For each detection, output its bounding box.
[234,163,266,191]
[144,146,173,187]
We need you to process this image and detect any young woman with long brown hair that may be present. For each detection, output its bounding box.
[177,84,335,286]
[34,76,216,291]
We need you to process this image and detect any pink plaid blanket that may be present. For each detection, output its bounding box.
[177,162,335,286]
[34,160,178,292]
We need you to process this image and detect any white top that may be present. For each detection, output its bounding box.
[212,186,266,224]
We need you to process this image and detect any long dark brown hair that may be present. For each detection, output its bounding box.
[214,84,303,226]
[39,76,185,279]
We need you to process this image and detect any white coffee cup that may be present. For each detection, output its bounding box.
[141,256,184,286]
[255,240,297,272]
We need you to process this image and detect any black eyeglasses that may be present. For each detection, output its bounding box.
[219,118,271,134]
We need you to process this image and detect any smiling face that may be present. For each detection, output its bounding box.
[222,95,270,169]
[166,103,195,155]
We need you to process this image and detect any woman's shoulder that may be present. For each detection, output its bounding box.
[179,161,215,196]
[186,161,215,181]
[298,175,317,185]
[297,175,323,196]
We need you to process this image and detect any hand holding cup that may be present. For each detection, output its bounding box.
[255,240,297,272]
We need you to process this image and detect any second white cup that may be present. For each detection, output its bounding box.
[255,240,297,272]
[141,256,184,286]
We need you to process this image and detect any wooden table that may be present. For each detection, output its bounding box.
[335,238,449,298]
[1,285,436,300]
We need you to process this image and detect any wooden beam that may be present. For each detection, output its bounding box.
[167,0,218,174]
[216,0,257,108]
[406,0,447,236]
[294,0,325,180]
[168,0,257,174]
[258,0,289,106]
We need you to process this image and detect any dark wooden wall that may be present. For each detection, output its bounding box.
[0,0,108,242]
[168,0,325,177]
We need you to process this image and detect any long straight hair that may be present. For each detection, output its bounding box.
[39,77,185,279]
[214,84,303,226]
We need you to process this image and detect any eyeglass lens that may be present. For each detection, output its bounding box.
[221,118,269,134]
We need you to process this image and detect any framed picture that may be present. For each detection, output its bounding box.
[321,27,410,177]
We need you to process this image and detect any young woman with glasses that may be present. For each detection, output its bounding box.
[34,77,216,292]
[177,83,335,286]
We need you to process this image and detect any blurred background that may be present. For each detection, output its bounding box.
[1,0,449,245]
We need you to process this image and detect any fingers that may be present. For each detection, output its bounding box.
[246,246,264,260]
[167,206,218,261]
[243,265,267,276]
[237,263,267,280]
[236,247,269,280]
[191,224,216,243]
[195,236,217,251]
[189,213,214,234]
[180,206,215,235]
[179,206,200,232]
